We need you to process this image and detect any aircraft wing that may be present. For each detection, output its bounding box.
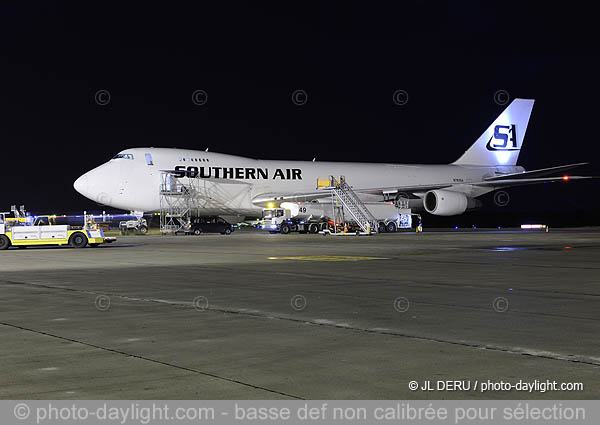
[356,176,593,195]
[474,175,593,188]
[477,162,593,188]
[355,176,593,195]
[484,163,589,181]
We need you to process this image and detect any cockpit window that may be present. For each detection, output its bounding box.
[113,153,134,160]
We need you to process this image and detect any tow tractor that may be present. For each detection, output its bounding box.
[0,206,116,250]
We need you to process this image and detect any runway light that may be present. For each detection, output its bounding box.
[521,224,545,230]
[563,175,570,181]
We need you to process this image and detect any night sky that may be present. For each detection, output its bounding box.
[1,2,598,226]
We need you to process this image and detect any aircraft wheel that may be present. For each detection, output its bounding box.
[386,222,397,233]
[280,223,291,234]
[0,235,11,250]
[378,222,387,233]
[69,232,88,248]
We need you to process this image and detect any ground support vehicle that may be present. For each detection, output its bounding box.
[1,211,116,250]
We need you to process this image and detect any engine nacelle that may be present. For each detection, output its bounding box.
[424,190,470,216]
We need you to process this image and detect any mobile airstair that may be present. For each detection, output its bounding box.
[316,175,378,234]
[159,172,192,234]
[158,171,242,235]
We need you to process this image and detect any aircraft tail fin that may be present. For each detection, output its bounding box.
[453,98,535,166]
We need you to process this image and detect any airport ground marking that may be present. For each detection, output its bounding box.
[267,255,389,262]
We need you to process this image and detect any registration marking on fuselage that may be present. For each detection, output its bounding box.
[267,255,388,262]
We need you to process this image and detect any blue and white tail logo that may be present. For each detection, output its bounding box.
[454,98,534,166]
[486,124,519,151]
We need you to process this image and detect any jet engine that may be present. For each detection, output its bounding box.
[424,190,472,216]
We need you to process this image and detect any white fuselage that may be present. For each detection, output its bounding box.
[74,147,521,217]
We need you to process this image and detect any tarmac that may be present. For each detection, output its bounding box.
[1,228,599,399]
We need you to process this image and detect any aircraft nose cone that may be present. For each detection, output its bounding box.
[73,174,89,195]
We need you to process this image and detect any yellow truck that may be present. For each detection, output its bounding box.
[0,212,116,250]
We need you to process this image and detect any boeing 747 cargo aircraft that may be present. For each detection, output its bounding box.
[74,99,590,220]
